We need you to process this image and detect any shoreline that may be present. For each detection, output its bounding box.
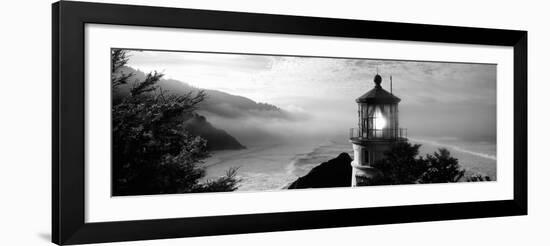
[202,136,497,191]
[203,144,283,168]
[410,137,497,161]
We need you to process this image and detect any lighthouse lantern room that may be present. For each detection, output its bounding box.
[349,74,407,186]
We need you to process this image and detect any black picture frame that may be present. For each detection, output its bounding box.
[52,1,527,245]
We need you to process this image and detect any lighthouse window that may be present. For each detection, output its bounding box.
[363,149,369,164]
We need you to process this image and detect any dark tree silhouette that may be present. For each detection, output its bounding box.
[371,142,428,185]
[111,49,133,88]
[371,142,489,185]
[111,49,240,196]
[466,174,492,182]
[419,148,465,183]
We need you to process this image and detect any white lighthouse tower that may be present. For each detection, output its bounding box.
[349,73,407,186]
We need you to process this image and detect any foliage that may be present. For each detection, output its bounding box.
[466,174,492,182]
[111,49,133,88]
[111,49,240,196]
[371,142,489,185]
[419,148,465,183]
[371,142,427,185]
[191,168,241,193]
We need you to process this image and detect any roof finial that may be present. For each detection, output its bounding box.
[373,66,382,87]
[374,73,382,87]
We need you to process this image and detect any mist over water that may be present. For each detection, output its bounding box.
[202,97,356,147]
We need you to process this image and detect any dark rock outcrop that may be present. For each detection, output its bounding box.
[287,153,352,189]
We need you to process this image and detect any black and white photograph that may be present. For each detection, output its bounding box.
[111,48,496,196]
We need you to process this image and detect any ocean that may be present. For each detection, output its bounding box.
[202,136,497,191]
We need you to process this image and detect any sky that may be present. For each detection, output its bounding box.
[126,50,497,143]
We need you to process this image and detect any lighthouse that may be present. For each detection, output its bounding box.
[349,74,407,186]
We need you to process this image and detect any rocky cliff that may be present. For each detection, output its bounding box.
[287,153,352,189]
[182,114,246,151]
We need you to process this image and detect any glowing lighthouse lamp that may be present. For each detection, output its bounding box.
[349,73,407,186]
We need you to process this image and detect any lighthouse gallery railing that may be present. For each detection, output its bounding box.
[349,128,407,140]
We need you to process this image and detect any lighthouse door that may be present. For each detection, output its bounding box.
[362,149,369,164]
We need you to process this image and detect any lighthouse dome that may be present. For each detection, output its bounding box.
[355,74,401,104]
